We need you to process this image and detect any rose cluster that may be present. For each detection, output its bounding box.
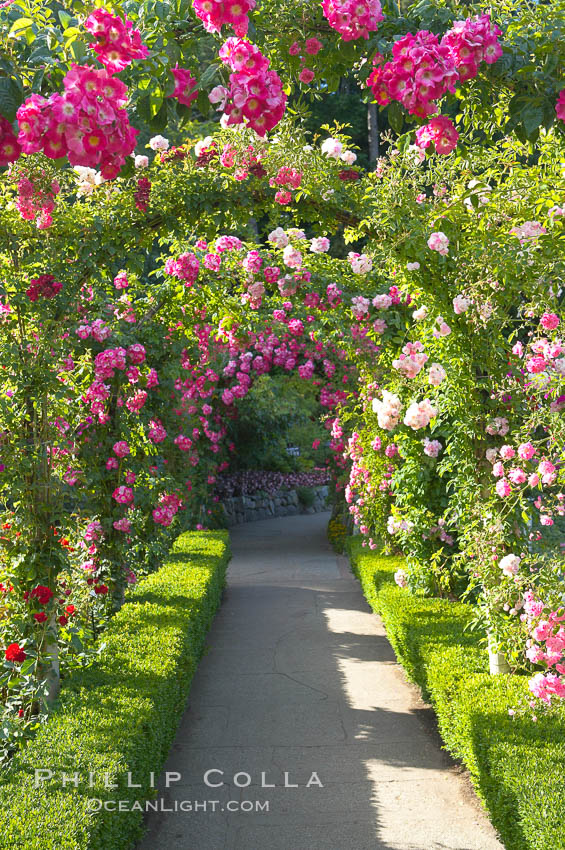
[367,31,458,118]
[440,14,503,81]
[427,231,450,255]
[152,493,183,527]
[523,592,565,704]
[270,166,302,205]
[134,177,151,212]
[392,341,428,379]
[367,17,502,155]
[403,398,437,430]
[16,64,138,179]
[490,439,559,503]
[372,390,402,431]
[321,0,384,41]
[192,0,256,36]
[368,18,501,116]
[415,115,459,155]
[15,173,60,228]
[218,38,287,136]
[347,252,373,274]
[26,274,63,302]
[165,252,200,286]
[84,9,148,74]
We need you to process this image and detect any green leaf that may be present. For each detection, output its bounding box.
[28,45,53,65]
[30,68,45,93]
[196,89,210,117]
[69,39,86,62]
[149,100,168,131]
[9,17,33,36]
[387,101,404,135]
[198,63,220,89]
[149,84,163,118]
[520,103,543,136]
[0,78,22,122]
[58,10,72,29]
[514,123,527,144]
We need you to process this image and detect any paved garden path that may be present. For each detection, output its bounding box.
[138,513,503,850]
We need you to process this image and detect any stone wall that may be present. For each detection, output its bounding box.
[222,485,329,526]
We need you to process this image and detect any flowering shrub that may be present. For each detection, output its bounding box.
[334,133,564,700]
[440,14,502,79]
[215,469,329,499]
[0,0,563,760]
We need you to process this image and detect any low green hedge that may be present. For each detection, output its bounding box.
[0,530,230,850]
[348,537,565,850]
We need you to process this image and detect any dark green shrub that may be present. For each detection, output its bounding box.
[296,486,316,508]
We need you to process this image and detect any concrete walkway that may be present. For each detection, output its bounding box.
[138,513,503,850]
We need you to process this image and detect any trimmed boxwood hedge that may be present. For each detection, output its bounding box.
[348,537,565,850]
[0,530,230,850]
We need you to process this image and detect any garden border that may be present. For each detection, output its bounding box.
[348,537,565,850]
[0,529,230,850]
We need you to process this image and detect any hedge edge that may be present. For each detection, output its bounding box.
[0,529,231,850]
[347,537,565,850]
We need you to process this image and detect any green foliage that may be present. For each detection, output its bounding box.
[227,374,329,472]
[301,84,376,169]
[0,529,230,850]
[296,485,316,508]
[348,537,565,850]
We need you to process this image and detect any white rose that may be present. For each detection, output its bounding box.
[149,135,170,152]
[321,137,343,158]
[499,554,520,576]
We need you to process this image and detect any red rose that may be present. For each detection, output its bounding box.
[58,615,68,626]
[338,169,361,181]
[94,584,109,595]
[65,605,76,615]
[18,709,24,718]
[5,643,26,663]
[29,585,53,606]
[33,612,47,623]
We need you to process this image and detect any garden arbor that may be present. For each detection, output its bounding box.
[0,0,563,751]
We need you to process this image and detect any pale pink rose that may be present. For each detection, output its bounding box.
[428,363,446,386]
[427,231,449,255]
